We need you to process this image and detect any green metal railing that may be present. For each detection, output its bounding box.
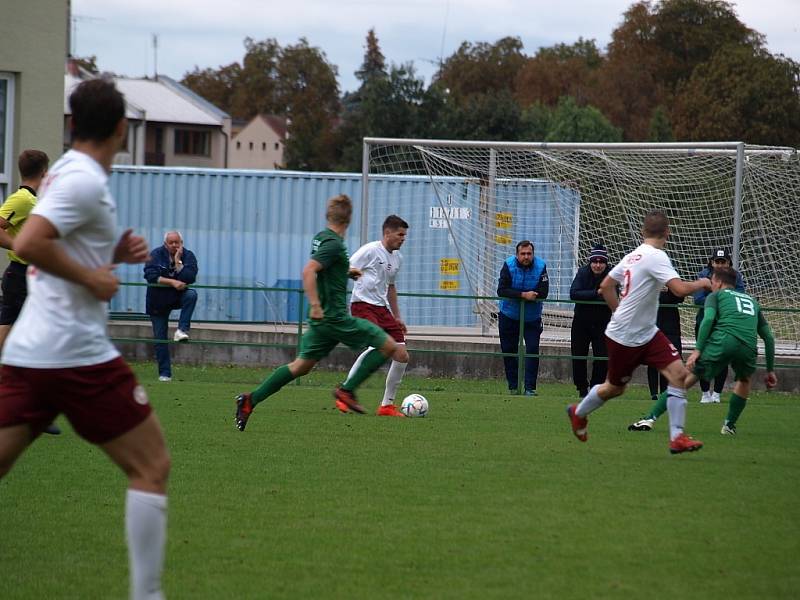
[112,282,800,391]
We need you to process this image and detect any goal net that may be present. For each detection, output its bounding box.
[362,139,800,351]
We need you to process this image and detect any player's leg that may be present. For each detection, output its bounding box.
[380,342,408,413]
[522,318,543,395]
[721,345,757,434]
[498,313,520,393]
[339,318,394,394]
[567,336,631,442]
[101,414,170,600]
[0,424,34,478]
[570,318,590,397]
[647,331,702,453]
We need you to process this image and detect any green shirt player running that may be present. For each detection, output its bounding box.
[234,194,404,431]
[629,266,777,435]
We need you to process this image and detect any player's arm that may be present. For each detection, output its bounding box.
[533,266,549,300]
[0,198,21,250]
[302,258,324,320]
[13,214,119,301]
[757,312,777,388]
[387,283,407,333]
[667,277,711,298]
[599,274,620,312]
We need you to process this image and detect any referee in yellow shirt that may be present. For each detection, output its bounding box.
[0,150,59,435]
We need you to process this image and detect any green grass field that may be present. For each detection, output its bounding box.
[3,364,799,599]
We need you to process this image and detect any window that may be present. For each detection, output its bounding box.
[174,129,210,156]
[274,142,280,151]
[262,142,266,151]
[236,141,241,150]
[0,73,15,200]
[249,141,253,150]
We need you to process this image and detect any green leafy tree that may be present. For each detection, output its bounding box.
[546,96,622,142]
[648,105,674,141]
[278,39,341,171]
[519,102,552,141]
[182,63,242,117]
[672,46,800,145]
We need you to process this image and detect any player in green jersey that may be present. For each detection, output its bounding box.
[234,194,404,431]
[629,267,777,435]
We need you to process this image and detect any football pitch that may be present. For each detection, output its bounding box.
[3,364,799,599]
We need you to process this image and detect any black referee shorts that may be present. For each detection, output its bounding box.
[0,261,28,325]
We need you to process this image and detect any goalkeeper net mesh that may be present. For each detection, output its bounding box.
[364,140,800,351]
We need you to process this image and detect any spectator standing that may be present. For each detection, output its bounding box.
[144,231,198,382]
[497,240,549,395]
[569,243,611,398]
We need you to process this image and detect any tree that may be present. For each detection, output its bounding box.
[515,38,603,108]
[648,106,674,141]
[355,29,386,83]
[671,46,800,145]
[182,63,242,117]
[278,38,341,170]
[229,38,282,120]
[435,37,526,103]
[545,97,622,143]
[519,102,552,142]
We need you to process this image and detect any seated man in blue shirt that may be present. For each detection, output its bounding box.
[144,231,198,381]
[496,240,549,395]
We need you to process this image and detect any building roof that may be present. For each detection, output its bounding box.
[114,77,224,125]
[64,74,227,126]
[65,74,145,120]
[232,114,288,140]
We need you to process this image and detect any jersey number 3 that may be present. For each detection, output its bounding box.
[735,296,755,316]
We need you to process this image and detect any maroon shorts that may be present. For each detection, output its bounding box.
[0,357,152,444]
[350,302,405,343]
[606,330,681,386]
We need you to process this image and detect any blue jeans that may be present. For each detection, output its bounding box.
[150,289,198,377]
[499,312,543,392]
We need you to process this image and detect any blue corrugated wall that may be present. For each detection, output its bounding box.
[109,167,579,326]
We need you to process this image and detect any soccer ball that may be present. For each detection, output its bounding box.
[400,394,429,418]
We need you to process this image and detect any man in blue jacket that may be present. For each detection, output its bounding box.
[144,231,198,381]
[497,240,549,395]
[569,243,611,398]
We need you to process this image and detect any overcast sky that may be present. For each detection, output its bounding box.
[71,0,800,93]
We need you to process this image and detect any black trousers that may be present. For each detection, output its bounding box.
[571,317,608,395]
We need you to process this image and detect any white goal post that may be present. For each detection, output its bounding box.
[361,138,800,350]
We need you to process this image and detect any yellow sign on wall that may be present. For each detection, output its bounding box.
[439,280,460,290]
[495,234,513,245]
[495,212,513,229]
[440,258,460,275]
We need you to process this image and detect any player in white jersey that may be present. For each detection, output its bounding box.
[346,215,410,416]
[0,79,169,599]
[566,210,712,454]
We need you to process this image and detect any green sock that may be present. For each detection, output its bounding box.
[341,348,387,392]
[725,393,747,426]
[646,390,668,420]
[251,364,295,406]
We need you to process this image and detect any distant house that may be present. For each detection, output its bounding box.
[64,69,231,168]
[229,114,286,169]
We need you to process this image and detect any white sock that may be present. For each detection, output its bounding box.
[575,385,604,417]
[126,489,168,600]
[666,385,688,441]
[382,357,408,406]
[347,347,372,381]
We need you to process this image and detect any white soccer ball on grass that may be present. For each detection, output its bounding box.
[400,394,429,418]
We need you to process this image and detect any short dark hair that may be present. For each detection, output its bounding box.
[69,78,126,142]
[642,210,669,238]
[713,266,738,288]
[18,150,49,179]
[515,240,534,254]
[382,214,409,232]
